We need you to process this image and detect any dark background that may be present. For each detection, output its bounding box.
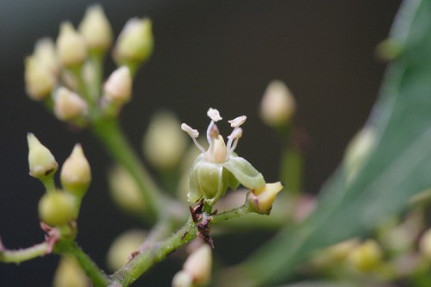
[0,1,401,286]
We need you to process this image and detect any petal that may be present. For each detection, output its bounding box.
[223,156,265,189]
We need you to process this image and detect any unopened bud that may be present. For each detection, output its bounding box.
[34,38,60,76]
[38,191,76,226]
[54,87,87,121]
[61,144,91,197]
[108,165,146,215]
[143,111,188,170]
[172,270,193,287]
[183,244,212,285]
[106,229,146,271]
[27,133,58,179]
[53,256,89,287]
[419,229,431,260]
[79,5,113,51]
[344,127,376,182]
[260,80,296,127]
[103,66,132,104]
[56,22,88,67]
[113,18,153,65]
[24,55,57,101]
[347,240,383,272]
[250,182,283,214]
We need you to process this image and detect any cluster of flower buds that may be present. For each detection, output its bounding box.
[24,5,154,125]
[27,134,91,228]
[172,244,212,287]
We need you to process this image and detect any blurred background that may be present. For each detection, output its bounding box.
[0,0,401,286]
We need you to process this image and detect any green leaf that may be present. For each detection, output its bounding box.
[233,0,431,285]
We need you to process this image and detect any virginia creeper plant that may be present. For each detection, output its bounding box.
[3,1,431,287]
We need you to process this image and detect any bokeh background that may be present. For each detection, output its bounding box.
[0,0,401,286]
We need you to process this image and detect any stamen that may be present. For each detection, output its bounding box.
[228,115,247,128]
[227,127,243,153]
[181,123,205,153]
[207,108,222,122]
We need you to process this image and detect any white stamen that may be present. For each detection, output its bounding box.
[181,123,199,138]
[228,115,247,128]
[227,127,243,154]
[207,108,222,122]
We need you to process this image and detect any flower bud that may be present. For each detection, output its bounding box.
[56,22,88,67]
[24,55,57,101]
[183,244,212,285]
[53,256,89,287]
[344,127,376,182]
[108,165,146,215]
[347,240,383,272]
[60,144,91,197]
[38,191,76,226]
[34,38,60,75]
[172,270,193,287]
[113,18,153,65]
[106,229,146,271]
[143,111,188,170]
[78,5,113,51]
[27,133,58,179]
[250,182,283,214]
[103,66,132,104]
[54,87,87,121]
[419,229,431,260]
[260,80,296,127]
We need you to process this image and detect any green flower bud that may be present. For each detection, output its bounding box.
[60,144,91,197]
[56,22,88,67]
[27,133,58,179]
[106,229,146,271]
[108,165,146,215]
[53,256,89,287]
[260,80,296,127]
[113,18,154,66]
[54,87,87,121]
[183,244,212,285]
[347,239,383,272]
[181,108,265,206]
[78,5,113,51]
[38,191,76,226]
[143,111,188,170]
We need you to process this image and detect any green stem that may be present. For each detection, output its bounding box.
[280,143,303,197]
[91,117,163,219]
[113,218,197,286]
[211,204,251,224]
[0,242,49,263]
[89,50,105,101]
[55,240,111,287]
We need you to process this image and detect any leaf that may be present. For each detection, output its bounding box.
[232,0,431,285]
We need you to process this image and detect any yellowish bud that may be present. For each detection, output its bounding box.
[78,5,113,51]
[60,144,91,197]
[113,18,153,64]
[250,182,283,214]
[103,66,132,104]
[53,256,89,287]
[172,270,193,287]
[24,55,56,101]
[312,238,360,268]
[106,229,146,271]
[34,38,60,76]
[38,191,76,226]
[183,244,212,285]
[143,111,188,170]
[27,133,58,179]
[56,22,88,67]
[347,240,383,272]
[260,80,296,127]
[419,229,431,259]
[108,165,146,215]
[344,127,376,182]
[54,87,87,121]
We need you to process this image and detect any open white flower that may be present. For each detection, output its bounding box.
[181,108,265,205]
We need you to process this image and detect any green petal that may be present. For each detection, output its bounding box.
[223,156,265,189]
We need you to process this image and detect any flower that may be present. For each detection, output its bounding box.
[181,108,265,206]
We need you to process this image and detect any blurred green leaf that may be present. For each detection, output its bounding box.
[231,0,431,285]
